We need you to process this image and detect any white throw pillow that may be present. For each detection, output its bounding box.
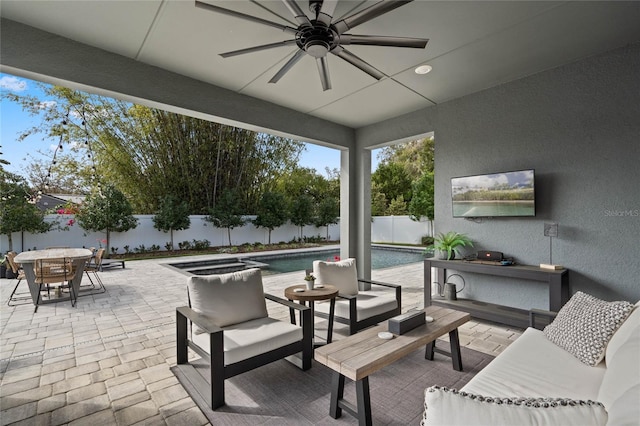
[605,301,639,363]
[543,292,634,366]
[313,258,359,296]
[187,268,268,328]
[597,324,640,410]
[422,386,608,426]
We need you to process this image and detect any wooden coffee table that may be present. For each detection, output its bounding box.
[314,306,471,426]
[285,284,338,346]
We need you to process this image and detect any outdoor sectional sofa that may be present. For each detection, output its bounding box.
[422,292,640,425]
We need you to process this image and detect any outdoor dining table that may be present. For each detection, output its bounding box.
[14,248,93,309]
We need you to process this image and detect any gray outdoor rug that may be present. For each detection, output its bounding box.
[171,345,494,425]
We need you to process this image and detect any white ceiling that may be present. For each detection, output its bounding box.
[2,1,640,129]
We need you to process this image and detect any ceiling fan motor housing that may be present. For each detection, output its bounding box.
[297,23,337,58]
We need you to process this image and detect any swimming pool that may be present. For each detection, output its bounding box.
[247,247,424,274]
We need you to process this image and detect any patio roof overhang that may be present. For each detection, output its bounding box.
[2,1,640,276]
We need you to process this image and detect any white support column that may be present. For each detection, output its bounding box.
[340,147,372,289]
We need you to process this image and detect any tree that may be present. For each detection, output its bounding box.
[314,197,339,240]
[387,195,408,215]
[373,137,435,215]
[289,194,314,240]
[205,189,246,246]
[0,168,51,251]
[253,192,288,244]
[274,167,338,203]
[25,154,94,194]
[3,82,305,214]
[377,137,434,180]
[76,184,138,255]
[408,171,435,236]
[371,162,412,211]
[371,182,388,216]
[152,195,191,250]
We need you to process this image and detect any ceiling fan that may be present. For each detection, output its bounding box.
[195,0,428,91]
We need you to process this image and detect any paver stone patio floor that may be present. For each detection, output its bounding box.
[0,251,522,425]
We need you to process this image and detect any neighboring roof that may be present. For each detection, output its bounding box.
[51,194,86,204]
[36,193,84,212]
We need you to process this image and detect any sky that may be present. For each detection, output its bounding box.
[1,73,380,180]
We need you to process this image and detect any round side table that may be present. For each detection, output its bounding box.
[284,284,338,345]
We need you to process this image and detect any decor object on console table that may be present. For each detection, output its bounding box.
[433,232,473,260]
[540,222,563,270]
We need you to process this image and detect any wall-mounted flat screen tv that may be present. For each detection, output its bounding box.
[451,169,535,218]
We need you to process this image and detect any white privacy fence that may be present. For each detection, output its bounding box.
[1,215,431,253]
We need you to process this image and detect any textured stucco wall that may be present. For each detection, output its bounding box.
[432,43,640,308]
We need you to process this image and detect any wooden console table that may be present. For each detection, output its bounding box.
[424,259,569,328]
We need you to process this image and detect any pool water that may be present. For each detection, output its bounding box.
[248,247,424,274]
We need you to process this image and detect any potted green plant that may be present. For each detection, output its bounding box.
[304,273,316,290]
[433,231,473,260]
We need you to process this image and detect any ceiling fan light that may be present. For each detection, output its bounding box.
[306,41,329,58]
[415,64,432,75]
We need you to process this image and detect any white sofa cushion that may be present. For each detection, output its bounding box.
[313,258,359,296]
[605,301,640,363]
[315,293,398,321]
[605,384,640,426]
[422,386,607,426]
[597,323,640,410]
[192,316,303,365]
[188,268,268,329]
[543,292,634,366]
[462,327,606,400]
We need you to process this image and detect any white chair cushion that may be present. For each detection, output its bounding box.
[422,386,607,426]
[187,268,268,328]
[597,323,640,410]
[605,301,640,363]
[313,258,358,296]
[192,317,303,365]
[543,292,634,366]
[315,293,398,321]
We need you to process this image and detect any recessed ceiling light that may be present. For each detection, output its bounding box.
[415,65,433,75]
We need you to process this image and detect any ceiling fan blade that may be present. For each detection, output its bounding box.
[316,56,332,91]
[269,50,306,84]
[282,0,312,27]
[333,0,413,34]
[340,34,428,49]
[317,0,339,26]
[332,46,385,80]
[220,40,298,58]
[195,1,298,35]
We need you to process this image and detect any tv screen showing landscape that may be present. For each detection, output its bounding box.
[451,169,535,217]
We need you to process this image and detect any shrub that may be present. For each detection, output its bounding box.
[192,239,210,250]
[421,236,435,246]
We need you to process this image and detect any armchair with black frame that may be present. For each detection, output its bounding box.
[174,268,313,409]
[312,258,401,335]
